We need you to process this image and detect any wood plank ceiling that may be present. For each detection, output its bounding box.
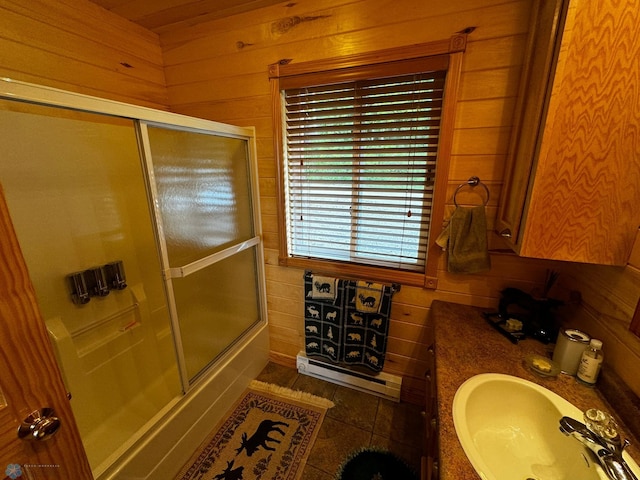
[86,0,286,32]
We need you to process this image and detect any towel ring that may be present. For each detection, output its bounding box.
[453,176,490,207]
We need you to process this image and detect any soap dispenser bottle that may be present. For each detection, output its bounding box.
[577,339,603,385]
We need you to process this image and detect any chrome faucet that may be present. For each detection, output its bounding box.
[559,413,638,480]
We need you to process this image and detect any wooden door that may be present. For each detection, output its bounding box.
[0,186,93,480]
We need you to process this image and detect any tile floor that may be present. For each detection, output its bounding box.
[255,362,424,479]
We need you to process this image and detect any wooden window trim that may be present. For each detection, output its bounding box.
[270,35,467,288]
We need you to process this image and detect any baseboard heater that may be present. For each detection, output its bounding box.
[296,351,402,402]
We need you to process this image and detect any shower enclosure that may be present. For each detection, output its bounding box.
[0,79,269,479]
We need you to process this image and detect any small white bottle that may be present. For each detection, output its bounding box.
[577,339,604,385]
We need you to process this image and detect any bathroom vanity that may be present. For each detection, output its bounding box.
[426,300,640,480]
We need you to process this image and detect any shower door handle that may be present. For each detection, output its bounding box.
[17,407,61,441]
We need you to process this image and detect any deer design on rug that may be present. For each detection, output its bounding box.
[213,460,244,480]
[235,419,289,457]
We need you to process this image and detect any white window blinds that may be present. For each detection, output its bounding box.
[283,68,446,272]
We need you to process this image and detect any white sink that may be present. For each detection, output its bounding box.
[453,373,640,480]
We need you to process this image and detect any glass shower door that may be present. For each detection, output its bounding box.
[0,100,182,474]
[139,124,264,384]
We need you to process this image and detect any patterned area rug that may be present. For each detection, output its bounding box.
[176,381,333,480]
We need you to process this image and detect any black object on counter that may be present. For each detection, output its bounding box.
[484,287,563,344]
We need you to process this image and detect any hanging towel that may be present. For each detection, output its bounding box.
[436,205,491,274]
[304,272,344,363]
[310,274,338,300]
[355,281,384,313]
[342,280,392,372]
[303,272,393,372]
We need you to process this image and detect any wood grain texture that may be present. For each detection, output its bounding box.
[1,0,637,443]
[521,0,640,264]
[426,50,463,281]
[88,0,287,32]
[160,0,640,404]
[0,0,168,109]
[160,0,553,403]
[0,187,92,479]
[160,0,530,66]
[553,230,640,398]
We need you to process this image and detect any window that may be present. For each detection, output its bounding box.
[270,38,466,287]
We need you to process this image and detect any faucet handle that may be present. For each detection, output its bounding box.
[585,408,620,442]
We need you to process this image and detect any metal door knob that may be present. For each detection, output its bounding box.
[17,408,61,441]
[499,228,512,238]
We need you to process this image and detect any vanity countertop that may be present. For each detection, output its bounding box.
[432,299,640,479]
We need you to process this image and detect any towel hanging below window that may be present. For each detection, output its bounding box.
[303,271,394,372]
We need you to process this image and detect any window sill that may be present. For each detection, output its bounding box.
[279,256,438,289]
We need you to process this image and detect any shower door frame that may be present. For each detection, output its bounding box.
[0,77,268,406]
[137,120,266,391]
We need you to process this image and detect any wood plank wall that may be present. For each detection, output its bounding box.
[3,0,637,404]
[158,0,577,403]
[555,230,640,398]
[0,0,168,109]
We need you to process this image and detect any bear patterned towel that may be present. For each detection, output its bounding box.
[355,281,384,313]
[304,272,393,372]
[304,272,344,364]
[343,280,392,372]
[311,274,338,301]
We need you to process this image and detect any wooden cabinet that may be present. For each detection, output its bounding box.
[422,325,438,480]
[496,0,640,265]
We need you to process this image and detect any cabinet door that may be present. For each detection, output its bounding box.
[423,328,438,480]
[498,0,640,265]
[496,0,567,245]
